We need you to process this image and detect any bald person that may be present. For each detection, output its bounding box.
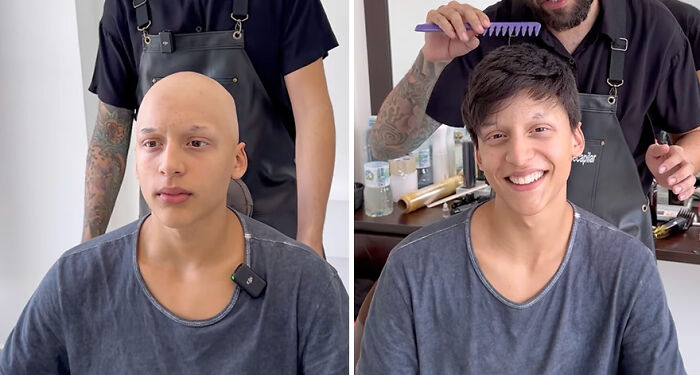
[0,72,348,374]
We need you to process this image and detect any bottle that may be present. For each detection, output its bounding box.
[363,161,393,217]
[432,125,450,183]
[411,142,433,188]
[389,156,418,202]
[442,202,450,218]
[365,116,377,163]
[454,129,465,174]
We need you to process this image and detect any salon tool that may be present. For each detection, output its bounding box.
[462,140,476,189]
[653,208,696,239]
[415,22,541,37]
[232,264,267,298]
[426,183,488,208]
[450,195,490,215]
[398,174,463,213]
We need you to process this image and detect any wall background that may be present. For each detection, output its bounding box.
[0,0,349,347]
[354,1,700,373]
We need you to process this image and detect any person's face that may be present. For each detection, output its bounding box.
[135,91,247,228]
[526,0,594,31]
[475,93,584,217]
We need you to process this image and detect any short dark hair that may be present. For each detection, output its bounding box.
[462,44,580,145]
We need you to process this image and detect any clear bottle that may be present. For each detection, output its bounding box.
[363,161,393,217]
[454,129,465,174]
[364,116,377,163]
[411,145,433,189]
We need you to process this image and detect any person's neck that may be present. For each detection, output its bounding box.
[550,0,600,54]
[139,207,244,269]
[476,198,574,265]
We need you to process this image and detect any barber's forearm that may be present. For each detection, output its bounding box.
[82,101,134,242]
[670,127,700,175]
[369,50,446,160]
[295,109,335,257]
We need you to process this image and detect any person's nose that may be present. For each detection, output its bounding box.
[158,143,186,177]
[504,134,535,167]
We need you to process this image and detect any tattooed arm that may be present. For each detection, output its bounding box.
[82,100,135,241]
[368,51,447,160]
[369,2,490,160]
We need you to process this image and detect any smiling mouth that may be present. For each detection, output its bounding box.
[507,171,545,185]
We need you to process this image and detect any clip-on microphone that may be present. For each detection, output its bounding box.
[231,264,267,298]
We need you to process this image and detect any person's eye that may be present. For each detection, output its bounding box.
[487,133,506,141]
[188,140,209,148]
[533,126,550,133]
[143,140,159,148]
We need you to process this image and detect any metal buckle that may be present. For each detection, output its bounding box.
[607,78,623,88]
[230,13,249,40]
[136,20,151,32]
[611,37,628,52]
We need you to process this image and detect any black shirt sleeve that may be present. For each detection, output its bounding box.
[88,0,139,110]
[649,24,700,135]
[661,0,700,70]
[279,0,338,76]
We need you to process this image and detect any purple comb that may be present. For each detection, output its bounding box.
[415,22,541,37]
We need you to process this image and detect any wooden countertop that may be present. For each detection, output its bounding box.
[355,203,700,265]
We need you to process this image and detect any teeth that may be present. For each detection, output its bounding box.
[508,171,544,185]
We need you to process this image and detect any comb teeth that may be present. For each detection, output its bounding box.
[415,22,541,37]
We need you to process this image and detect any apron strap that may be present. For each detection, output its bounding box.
[133,0,151,32]
[232,0,249,19]
[607,0,627,95]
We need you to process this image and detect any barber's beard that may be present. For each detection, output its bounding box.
[528,0,594,32]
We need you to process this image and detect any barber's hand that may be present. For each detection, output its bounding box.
[423,1,490,62]
[646,143,697,201]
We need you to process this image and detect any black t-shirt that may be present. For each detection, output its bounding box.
[89,0,338,133]
[426,0,700,191]
[662,0,700,70]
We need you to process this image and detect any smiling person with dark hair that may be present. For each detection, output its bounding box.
[369,0,700,251]
[0,72,348,375]
[357,44,685,374]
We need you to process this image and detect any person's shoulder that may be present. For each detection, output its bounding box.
[571,204,655,266]
[240,214,339,279]
[387,209,471,266]
[629,0,687,37]
[660,0,700,21]
[58,220,140,270]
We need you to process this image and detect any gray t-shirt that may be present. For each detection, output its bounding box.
[357,204,684,374]
[1,212,348,374]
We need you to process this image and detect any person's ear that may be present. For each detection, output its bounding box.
[572,122,584,157]
[231,142,248,179]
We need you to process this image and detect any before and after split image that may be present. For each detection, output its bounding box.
[1,0,700,373]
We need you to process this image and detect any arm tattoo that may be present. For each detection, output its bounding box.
[82,101,135,241]
[369,51,447,160]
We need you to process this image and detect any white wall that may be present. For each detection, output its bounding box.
[0,0,87,347]
[1,0,350,346]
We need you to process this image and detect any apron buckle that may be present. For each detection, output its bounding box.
[230,13,249,40]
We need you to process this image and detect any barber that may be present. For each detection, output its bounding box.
[370,0,700,249]
[83,0,337,257]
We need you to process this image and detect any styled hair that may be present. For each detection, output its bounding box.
[462,43,580,145]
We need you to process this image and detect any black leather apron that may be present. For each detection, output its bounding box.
[566,7,655,250]
[131,0,297,238]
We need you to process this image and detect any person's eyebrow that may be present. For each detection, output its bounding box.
[530,112,545,119]
[139,127,157,134]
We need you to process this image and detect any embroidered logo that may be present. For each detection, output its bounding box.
[572,152,597,165]
[246,276,253,285]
